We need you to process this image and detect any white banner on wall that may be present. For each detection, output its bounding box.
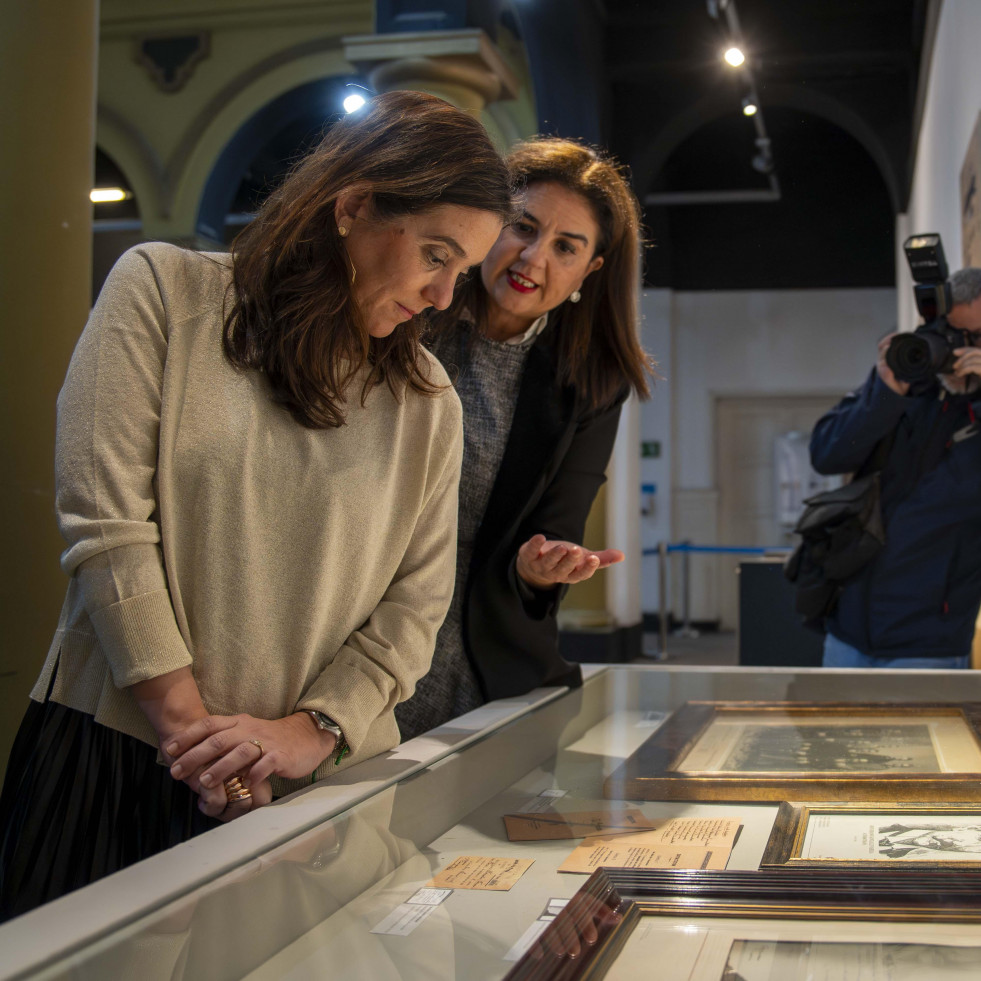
[774,431,843,529]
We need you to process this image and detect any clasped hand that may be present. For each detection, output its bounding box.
[165,712,335,820]
[516,534,624,589]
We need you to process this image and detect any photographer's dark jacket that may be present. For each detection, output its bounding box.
[810,367,981,659]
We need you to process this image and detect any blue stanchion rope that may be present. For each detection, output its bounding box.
[642,543,792,556]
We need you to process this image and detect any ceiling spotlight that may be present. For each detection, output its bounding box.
[724,46,745,67]
[742,96,758,116]
[343,92,366,114]
[90,187,130,203]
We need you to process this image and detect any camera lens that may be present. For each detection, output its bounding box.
[885,334,931,383]
[885,330,957,383]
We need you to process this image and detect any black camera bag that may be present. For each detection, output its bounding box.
[783,430,896,626]
[783,472,886,624]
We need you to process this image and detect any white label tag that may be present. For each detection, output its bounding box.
[519,789,568,812]
[406,887,452,906]
[636,710,667,728]
[369,902,440,936]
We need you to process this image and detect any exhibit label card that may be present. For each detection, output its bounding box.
[557,816,741,874]
[427,856,534,891]
[369,903,440,937]
[503,806,654,841]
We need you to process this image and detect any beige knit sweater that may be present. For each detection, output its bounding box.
[33,243,462,794]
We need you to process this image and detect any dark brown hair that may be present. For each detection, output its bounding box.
[223,90,514,428]
[436,136,653,409]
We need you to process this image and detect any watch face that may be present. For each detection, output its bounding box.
[312,711,340,733]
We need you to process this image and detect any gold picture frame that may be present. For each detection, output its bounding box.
[762,800,981,869]
[503,867,981,981]
[604,701,981,803]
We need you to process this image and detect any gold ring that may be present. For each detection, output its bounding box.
[249,738,264,759]
[224,776,252,803]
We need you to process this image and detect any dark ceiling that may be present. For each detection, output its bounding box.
[601,0,930,290]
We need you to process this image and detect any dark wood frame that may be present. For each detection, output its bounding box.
[503,866,981,981]
[604,701,981,803]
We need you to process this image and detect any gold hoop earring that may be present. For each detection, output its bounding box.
[351,263,357,285]
[569,289,581,304]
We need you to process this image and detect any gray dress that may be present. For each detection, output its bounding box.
[396,322,535,740]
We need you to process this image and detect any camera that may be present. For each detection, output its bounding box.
[885,233,970,384]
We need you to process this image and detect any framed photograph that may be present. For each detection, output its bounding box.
[503,867,981,981]
[762,801,981,869]
[604,701,981,803]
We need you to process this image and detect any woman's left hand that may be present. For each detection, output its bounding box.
[166,712,338,815]
[516,534,624,589]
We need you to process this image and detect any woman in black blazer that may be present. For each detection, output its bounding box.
[396,138,652,741]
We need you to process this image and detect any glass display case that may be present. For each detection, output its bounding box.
[3,664,981,981]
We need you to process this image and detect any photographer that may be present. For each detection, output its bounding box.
[810,265,981,668]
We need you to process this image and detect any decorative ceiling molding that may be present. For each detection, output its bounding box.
[135,33,210,93]
[102,1,370,38]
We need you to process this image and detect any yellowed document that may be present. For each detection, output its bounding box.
[427,855,534,890]
[558,817,741,874]
[503,807,654,841]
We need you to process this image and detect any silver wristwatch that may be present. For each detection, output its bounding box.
[304,710,348,759]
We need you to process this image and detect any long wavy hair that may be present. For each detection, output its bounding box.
[223,90,514,428]
[434,136,653,410]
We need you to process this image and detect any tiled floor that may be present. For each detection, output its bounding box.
[633,630,739,667]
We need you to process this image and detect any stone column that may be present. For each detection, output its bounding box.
[343,29,518,144]
[0,0,99,776]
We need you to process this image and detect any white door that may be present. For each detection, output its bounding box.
[715,394,844,630]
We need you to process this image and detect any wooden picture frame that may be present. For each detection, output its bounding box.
[762,800,981,869]
[503,867,981,981]
[604,701,981,803]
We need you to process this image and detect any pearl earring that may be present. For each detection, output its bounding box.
[338,225,349,237]
[569,289,581,304]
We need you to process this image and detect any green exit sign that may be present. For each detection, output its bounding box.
[641,440,661,459]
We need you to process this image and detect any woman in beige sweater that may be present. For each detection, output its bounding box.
[0,90,512,920]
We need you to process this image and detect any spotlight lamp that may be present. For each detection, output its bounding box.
[724,46,745,67]
[342,92,366,114]
[741,96,758,116]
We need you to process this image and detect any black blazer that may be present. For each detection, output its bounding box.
[451,329,625,702]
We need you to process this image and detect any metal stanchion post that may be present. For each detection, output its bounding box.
[657,540,669,659]
[674,540,700,639]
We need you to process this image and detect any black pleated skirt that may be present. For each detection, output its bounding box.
[0,698,221,922]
